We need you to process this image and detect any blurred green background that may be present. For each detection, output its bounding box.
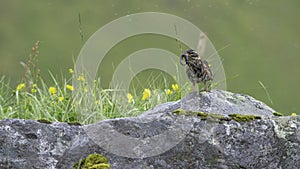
[0,0,299,115]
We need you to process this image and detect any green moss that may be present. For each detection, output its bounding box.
[173,110,263,123]
[37,118,52,124]
[228,114,261,122]
[173,109,208,120]
[172,108,186,115]
[73,153,110,169]
[91,164,111,168]
[273,112,283,116]
[196,112,209,120]
[173,109,263,123]
[67,121,82,126]
[172,109,233,121]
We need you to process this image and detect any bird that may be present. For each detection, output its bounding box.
[180,49,213,92]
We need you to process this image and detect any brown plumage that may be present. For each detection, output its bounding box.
[180,49,213,92]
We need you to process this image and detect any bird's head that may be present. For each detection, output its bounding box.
[180,49,199,65]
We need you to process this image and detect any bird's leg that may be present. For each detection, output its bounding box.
[192,82,198,93]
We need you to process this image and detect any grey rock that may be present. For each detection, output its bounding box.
[141,90,275,117]
[0,90,299,169]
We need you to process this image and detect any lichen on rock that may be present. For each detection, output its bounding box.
[72,153,110,169]
[228,114,261,122]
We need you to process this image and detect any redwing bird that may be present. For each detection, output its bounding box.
[180,49,213,92]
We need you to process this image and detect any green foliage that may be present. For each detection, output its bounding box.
[0,47,186,124]
[0,73,186,124]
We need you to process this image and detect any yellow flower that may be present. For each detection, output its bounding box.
[66,84,74,91]
[127,93,134,103]
[291,112,297,117]
[31,84,37,93]
[95,100,101,105]
[69,68,74,74]
[16,83,26,91]
[166,89,173,95]
[142,89,151,101]
[77,74,85,82]
[49,87,57,95]
[172,84,179,92]
[59,97,64,101]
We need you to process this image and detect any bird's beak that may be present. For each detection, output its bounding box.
[180,53,188,65]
